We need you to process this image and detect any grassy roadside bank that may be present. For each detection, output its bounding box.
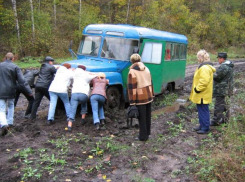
[190,70,245,181]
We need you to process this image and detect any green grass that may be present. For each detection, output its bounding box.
[14,56,73,69]
[191,88,245,181]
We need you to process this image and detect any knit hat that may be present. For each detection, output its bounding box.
[63,63,71,69]
[77,65,86,70]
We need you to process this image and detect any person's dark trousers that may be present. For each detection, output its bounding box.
[14,89,35,116]
[213,96,228,123]
[196,103,210,131]
[137,102,151,140]
[14,89,21,107]
[30,87,50,120]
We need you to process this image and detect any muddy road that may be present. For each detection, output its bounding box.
[1,60,245,182]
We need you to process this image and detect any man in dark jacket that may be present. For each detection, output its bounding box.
[211,52,234,126]
[0,52,32,136]
[30,56,57,120]
[14,69,39,118]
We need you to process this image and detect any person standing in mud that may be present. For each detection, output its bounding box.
[211,52,234,126]
[0,52,32,136]
[189,50,216,134]
[30,56,57,120]
[14,68,39,119]
[127,54,154,141]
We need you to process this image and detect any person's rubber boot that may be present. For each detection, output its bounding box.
[193,126,201,131]
[196,130,210,134]
[47,120,53,125]
[95,123,100,130]
[210,121,220,126]
[100,119,106,126]
[1,125,9,136]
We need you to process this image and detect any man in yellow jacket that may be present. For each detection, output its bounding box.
[189,50,216,134]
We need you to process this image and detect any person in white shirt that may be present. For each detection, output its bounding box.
[47,63,73,124]
[67,65,97,131]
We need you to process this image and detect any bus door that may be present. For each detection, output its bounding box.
[139,39,165,95]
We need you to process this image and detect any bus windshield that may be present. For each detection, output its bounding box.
[101,37,139,61]
[78,35,101,56]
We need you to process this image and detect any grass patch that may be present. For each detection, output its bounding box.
[14,56,73,68]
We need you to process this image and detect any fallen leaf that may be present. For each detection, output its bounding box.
[159,156,165,160]
[106,180,111,182]
[97,174,103,179]
[16,149,20,152]
[88,155,93,159]
[141,156,148,159]
[103,175,106,179]
[110,135,115,138]
[103,155,111,162]
[79,167,84,171]
[82,151,87,154]
[65,179,71,182]
[181,130,186,132]
[6,149,10,152]
[97,151,103,155]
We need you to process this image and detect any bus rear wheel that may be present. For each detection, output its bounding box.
[106,87,121,109]
[167,83,174,93]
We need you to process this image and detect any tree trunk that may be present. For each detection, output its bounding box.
[11,0,23,55]
[54,0,57,28]
[79,0,82,31]
[29,0,35,40]
[126,0,131,23]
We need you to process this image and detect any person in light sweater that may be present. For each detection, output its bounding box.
[47,63,73,124]
[67,65,97,131]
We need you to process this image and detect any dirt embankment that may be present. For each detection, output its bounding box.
[0,60,245,182]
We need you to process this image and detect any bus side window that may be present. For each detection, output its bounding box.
[165,43,171,61]
[172,44,180,61]
[141,42,162,64]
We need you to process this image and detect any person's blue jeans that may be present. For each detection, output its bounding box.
[196,103,210,131]
[90,95,106,125]
[69,93,88,122]
[48,92,71,121]
[0,99,14,126]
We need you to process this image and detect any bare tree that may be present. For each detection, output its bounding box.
[79,0,82,31]
[11,0,23,54]
[126,0,131,23]
[54,0,57,28]
[29,0,35,40]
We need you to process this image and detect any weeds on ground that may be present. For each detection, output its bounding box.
[192,89,245,182]
[154,93,178,107]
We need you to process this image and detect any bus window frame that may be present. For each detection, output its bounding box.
[140,40,163,65]
[164,42,172,61]
[77,35,102,57]
[100,37,139,61]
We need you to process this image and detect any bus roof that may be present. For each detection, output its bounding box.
[83,24,188,44]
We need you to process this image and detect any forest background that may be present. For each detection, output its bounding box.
[1,0,245,59]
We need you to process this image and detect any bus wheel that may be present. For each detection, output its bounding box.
[167,83,174,93]
[106,87,121,109]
